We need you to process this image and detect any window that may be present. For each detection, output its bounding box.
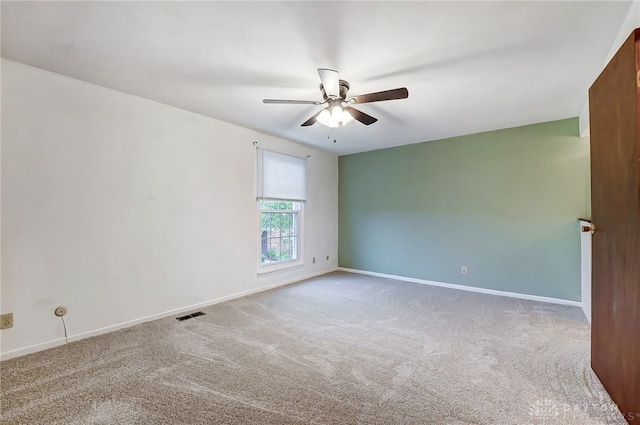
[255,148,307,271]
[260,200,301,266]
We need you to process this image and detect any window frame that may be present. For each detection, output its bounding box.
[257,199,304,275]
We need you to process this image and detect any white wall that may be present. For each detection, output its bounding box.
[580,220,592,322]
[0,59,338,360]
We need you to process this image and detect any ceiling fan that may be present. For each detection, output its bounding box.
[263,68,409,128]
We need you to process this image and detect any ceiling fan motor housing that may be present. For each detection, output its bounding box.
[321,80,350,100]
[338,80,350,100]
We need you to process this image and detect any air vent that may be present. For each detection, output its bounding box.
[176,311,206,322]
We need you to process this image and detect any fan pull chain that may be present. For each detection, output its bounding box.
[327,127,337,144]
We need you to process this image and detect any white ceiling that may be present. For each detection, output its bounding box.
[1,1,632,155]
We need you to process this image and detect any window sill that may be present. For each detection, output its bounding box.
[257,262,305,277]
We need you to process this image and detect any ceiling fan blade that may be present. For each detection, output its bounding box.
[318,68,340,98]
[263,99,322,105]
[344,107,378,125]
[350,87,409,104]
[301,111,322,127]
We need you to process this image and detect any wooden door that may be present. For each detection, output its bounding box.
[589,29,640,423]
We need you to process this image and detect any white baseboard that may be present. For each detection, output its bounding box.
[582,305,592,323]
[0,268,337,361]
[0,338,69,361]
[338,267,582,308]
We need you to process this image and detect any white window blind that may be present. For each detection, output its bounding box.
[256,149,307,202]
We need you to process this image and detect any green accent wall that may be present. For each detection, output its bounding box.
[338,118,590,301]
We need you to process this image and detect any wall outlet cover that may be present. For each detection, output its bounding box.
[1,313,14,329]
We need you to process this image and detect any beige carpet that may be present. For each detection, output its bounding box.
[0,272,626,424]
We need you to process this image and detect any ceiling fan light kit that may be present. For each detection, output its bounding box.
[263,68,408,129]
[316,103,354,128]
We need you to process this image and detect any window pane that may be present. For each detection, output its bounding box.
[259,201,301,267]
[259,200,299,211]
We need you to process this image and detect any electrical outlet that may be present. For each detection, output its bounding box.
[1,313,14,330]
[326,255,330,261]
[461,266,468,275]
[54,306,68,317]
[312,257,316,264]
